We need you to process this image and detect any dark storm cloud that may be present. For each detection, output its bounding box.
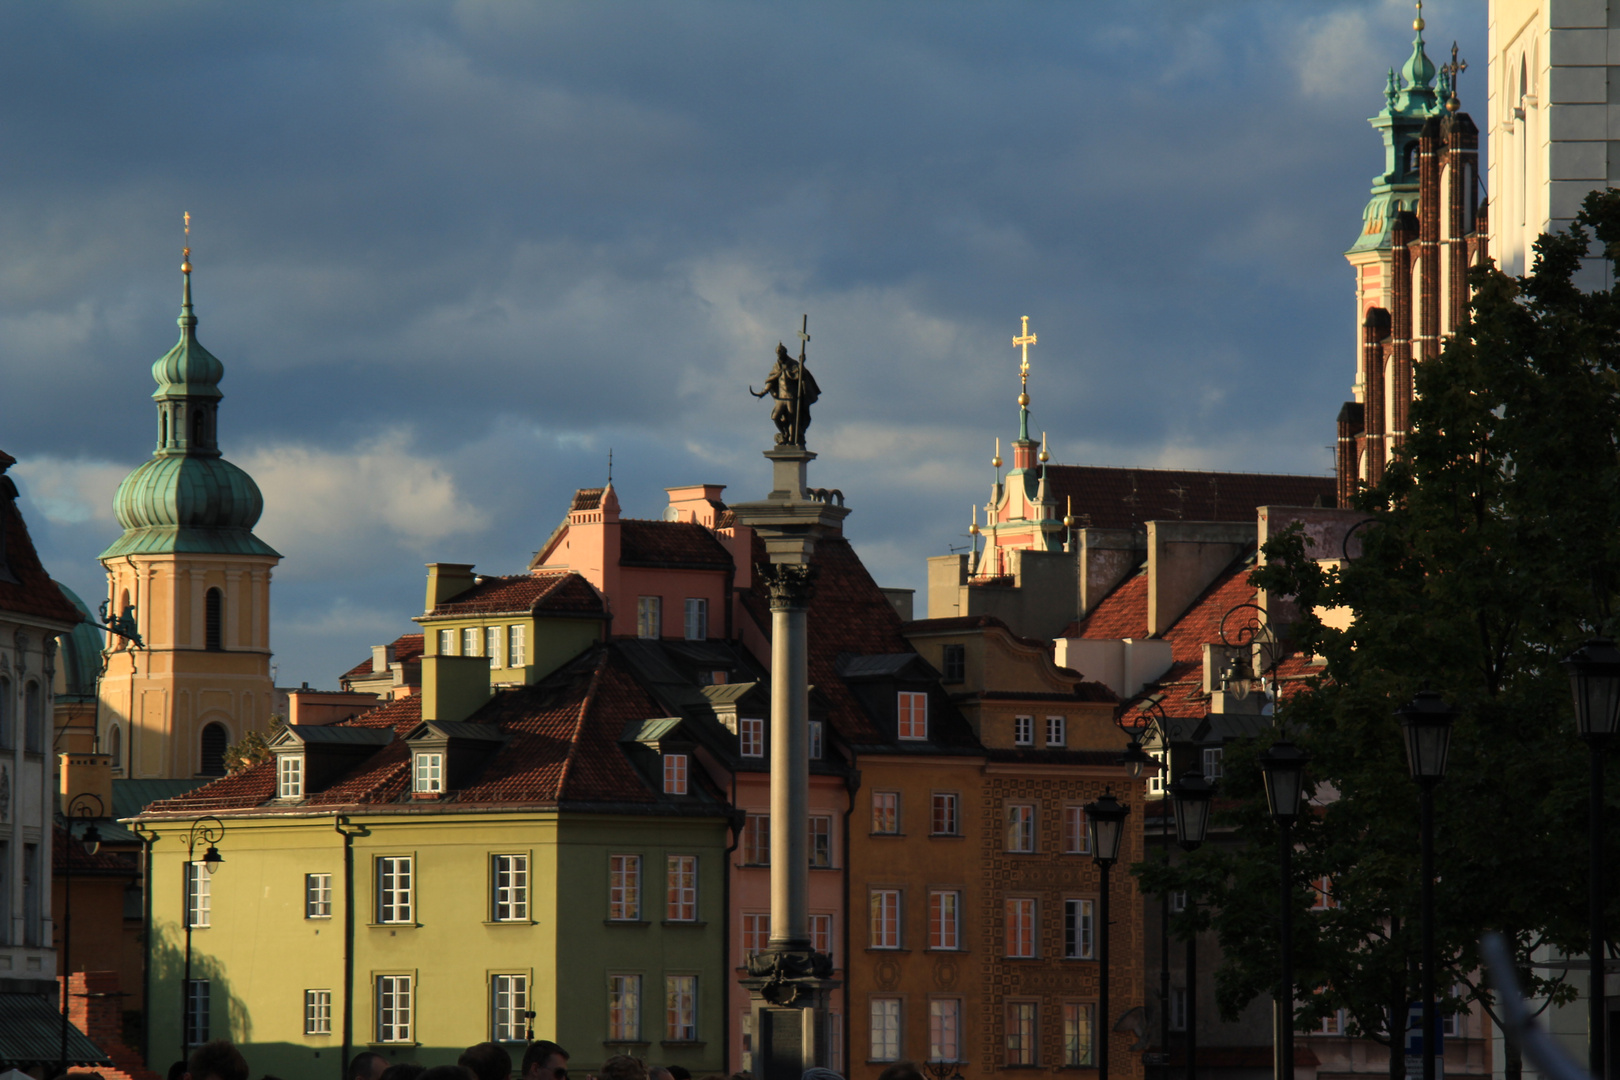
[0,0,1486,684]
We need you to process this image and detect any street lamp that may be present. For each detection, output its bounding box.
[1168,772,1215,1080]
[60,792,105,1077]
[1396,691,1455,1080]
[1561,638,1620,1079]
[1258,740,1309,1080]
[1086,791,1131,1080]
[181,817,225,1058]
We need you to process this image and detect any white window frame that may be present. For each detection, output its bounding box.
[493,854,529,922]
[508,624,526,668]
[666,974,698,1041]
[870,997,901,1062]
[931,792,959,836]
[811,913,833,958]
[376,974,413,1043]
[492,973,529,1043]
[684,598,708,641]
[1046,715,1067,747]
[1170,890,1188,913]
[187,862,211,928]
[1007,1000,1038,1065]
[1007,803,1035,852]
[1064,898,1094,959]
[929,998,963,1062]
[872,791,900,834]
[414,751,444,794]
[305,873,332,919]
[376,856,413,925]
[1006,897,1037,958]
[1063,805,1090,854]
[930,889,961,950]
[1014,715,1034,746]
[608,973,642,1041]
[666,855,697,922]
[664,752,688,795]
[898,690,928,740]
[1204,745,1224,780]
[739,717,764,758]
[487,626,502,669]
[742,912,771,956]
[463,626,480,657]
[440,628,456,655]
[1063,1002,1096,1066]
[278,754,304,799]
[637,596,661,639]
[609,854,641,921]
[1149,749,1167,795]
[871,888,901,949]
[809,815,833,868]
[305,988,332,1035]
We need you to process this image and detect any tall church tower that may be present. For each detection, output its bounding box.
[97,241,280,779]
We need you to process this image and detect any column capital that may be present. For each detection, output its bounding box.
[759,563,817,610]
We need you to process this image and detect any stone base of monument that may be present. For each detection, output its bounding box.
[741,948,840,1080]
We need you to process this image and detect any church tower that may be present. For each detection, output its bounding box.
[97,238,281,779]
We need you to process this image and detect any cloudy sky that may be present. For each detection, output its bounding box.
[2,0,1486,688]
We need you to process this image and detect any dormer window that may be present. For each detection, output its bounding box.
[1046,716,1066,748]
[898,692,928,740]
[414,752,444,794]
[663,753,688,795]
[740,717,764,758]
[278,754,304,799]
[1014,715,1034,747]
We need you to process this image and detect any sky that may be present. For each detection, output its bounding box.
[0,0,1488,689]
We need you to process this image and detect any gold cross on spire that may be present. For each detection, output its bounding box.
[1013,316,1037,386]
[182,210,192,271]
[1443,41,1467,111]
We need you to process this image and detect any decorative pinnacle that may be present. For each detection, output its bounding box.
[181,210,192,274]
[1038,431,1050,464]
[1443,41,1467,112]
[992,436,1002,470]
[1413,0,1423,32]
[1063,494,1074,530]
[969,504,980,536]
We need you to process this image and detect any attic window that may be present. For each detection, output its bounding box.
[739,718,764,758]
[663,753,688,795]
[942,644,965,683]
[1014,715,1034,747]
[278,754,304,799]
[414,752,444,794]
[897,692,928,741]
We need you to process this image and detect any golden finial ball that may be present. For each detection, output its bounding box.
[1017,392,1029,407]
[1039,448,1050,463]
[181,262,191,273]
[992,455,1003,469]
[1414,16,1424,30]
[1063,515,1075,529]
[969,522,980,535]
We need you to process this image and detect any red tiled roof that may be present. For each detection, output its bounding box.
[571,488,604,512]
[0,463,83,627]
[1159,555,1259,664]
[1047,465,1334,532]
[427,571,604,618]
[619,520,732,569]
[1075,568,1149,640]
[340,633,425,683]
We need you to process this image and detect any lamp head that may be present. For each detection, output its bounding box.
[1120,738,1152,779]
[1221,651,1255,701]
[1257,739,1310,824]
[1167,770,1216,850]
[1083,791,1131,866]
[1561,638,1620,742]
[203,845,224,874]
[1395,689,1456,782]
[81,823,102,858]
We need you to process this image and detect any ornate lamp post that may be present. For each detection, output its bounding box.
[1396,691,1455,1080]
[1561,639,1620,1079]
[1168,772,1215,1080]
[180,817,225,1057]
[1257,740,1309,1080]
[60,792,105,1077]
[1086,792,1131,1080]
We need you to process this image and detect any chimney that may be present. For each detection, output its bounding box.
[372,644,397,674]
[1076,528,1145,617]
[422,655,493,724]
[1146,521,1256,636]
[60,752,113,811]
[425,563,477,611]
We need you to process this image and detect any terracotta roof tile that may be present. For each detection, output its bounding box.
[340,633,425,683]
[427,571,604,618]
[619,520,732,569]
[1075,568,1150,640]
[1047,465,1335,531]
[571,488,605,512]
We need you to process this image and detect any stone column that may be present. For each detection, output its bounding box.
[764,563,814,950]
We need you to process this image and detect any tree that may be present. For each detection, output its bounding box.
[224,714,284,775]
[1142,191,1620,1080]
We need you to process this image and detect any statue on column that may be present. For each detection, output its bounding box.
[751,319,819,447]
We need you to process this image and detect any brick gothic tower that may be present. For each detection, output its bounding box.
[1337,13,1489,507]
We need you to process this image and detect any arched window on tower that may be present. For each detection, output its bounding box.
[1404,142,1419,178]
[109,724,123,770]
[24,680,42,753]
[205,588,223,651]
[200,722,228,777]
[161,411,169,448]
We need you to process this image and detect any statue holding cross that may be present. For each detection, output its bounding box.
[751,315,821,447]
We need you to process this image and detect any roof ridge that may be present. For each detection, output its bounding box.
[554,649,607,799]
[1045,463,1337,481]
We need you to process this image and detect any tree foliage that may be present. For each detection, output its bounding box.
[1141,192,1620,1079]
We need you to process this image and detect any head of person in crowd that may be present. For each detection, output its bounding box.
[377,1066,425,1080]
[802,1069,845,1080]
[521,1041,570,1080]
[184,1040,250,1080]
[876,1064,925,1080]
[350,1053,389,1080]
[598,1055,647,1080]
[168,1062,188,1080]
[727,1072,756,1080]
[459,1043,512,1080]
[649,1068,673,1080]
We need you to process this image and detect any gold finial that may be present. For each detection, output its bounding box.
[992,436,1003,470]
[969,504,980,536]
[182,210,192,273]
[1444,41,1467,112]
[1063,494,1075,530]
[1413,0,1423,32]
[1013,315,1037,386]
[1038,431,1050,464]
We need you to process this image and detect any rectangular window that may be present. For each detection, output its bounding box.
[898,691,928,739]
[508,624,526,668]
[1006,804,1035,852]
[413,752,443,794]
[609,974,642,1041]
[305,873,332,919]
[609,855,641,921]
[1007,1001,1038,1065]
[811,913,833,959]
[1203,745,1224,780]
[464,626,481,656]
[1046,715,1067,747]
[1311,875,1337,911]
[930,792,959,835]
[278,754,304,798]
[739,717,764,758]
[664,753,688,795]
[493,854,529,922]
[808,719,823,760]
[492,974,529,1043]
[870,998,901,1062]
[487,627,502,668]
[872,791,900,834]
[1005,897,1036,957]
[376,975,412,1043]
[666,975,697,1041]
[871,888,901,949]
[929,890,961,950]
[440,628,456,655]
[809,815,833,868]
[1149,749,1166,795]
[637,596,661,639]
[1063,1003,1095,1066]
[930,998,963,1062]
[742,912,771,956]
[186,979,211,1046]
[1170,890,1187,914]
[666,855,697,922]
[305,988,332,1035]
[684,598,708,641]
[1063,805,1089,854]
[376,857,413,924]
[1014,715,1034,746]
[742,813,770,865]
[1170,987,1187,1032]
[942,643,966,683]
[1064,898,1095,959]
[187,862,211,928]
[1318,1006,1345,1035]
